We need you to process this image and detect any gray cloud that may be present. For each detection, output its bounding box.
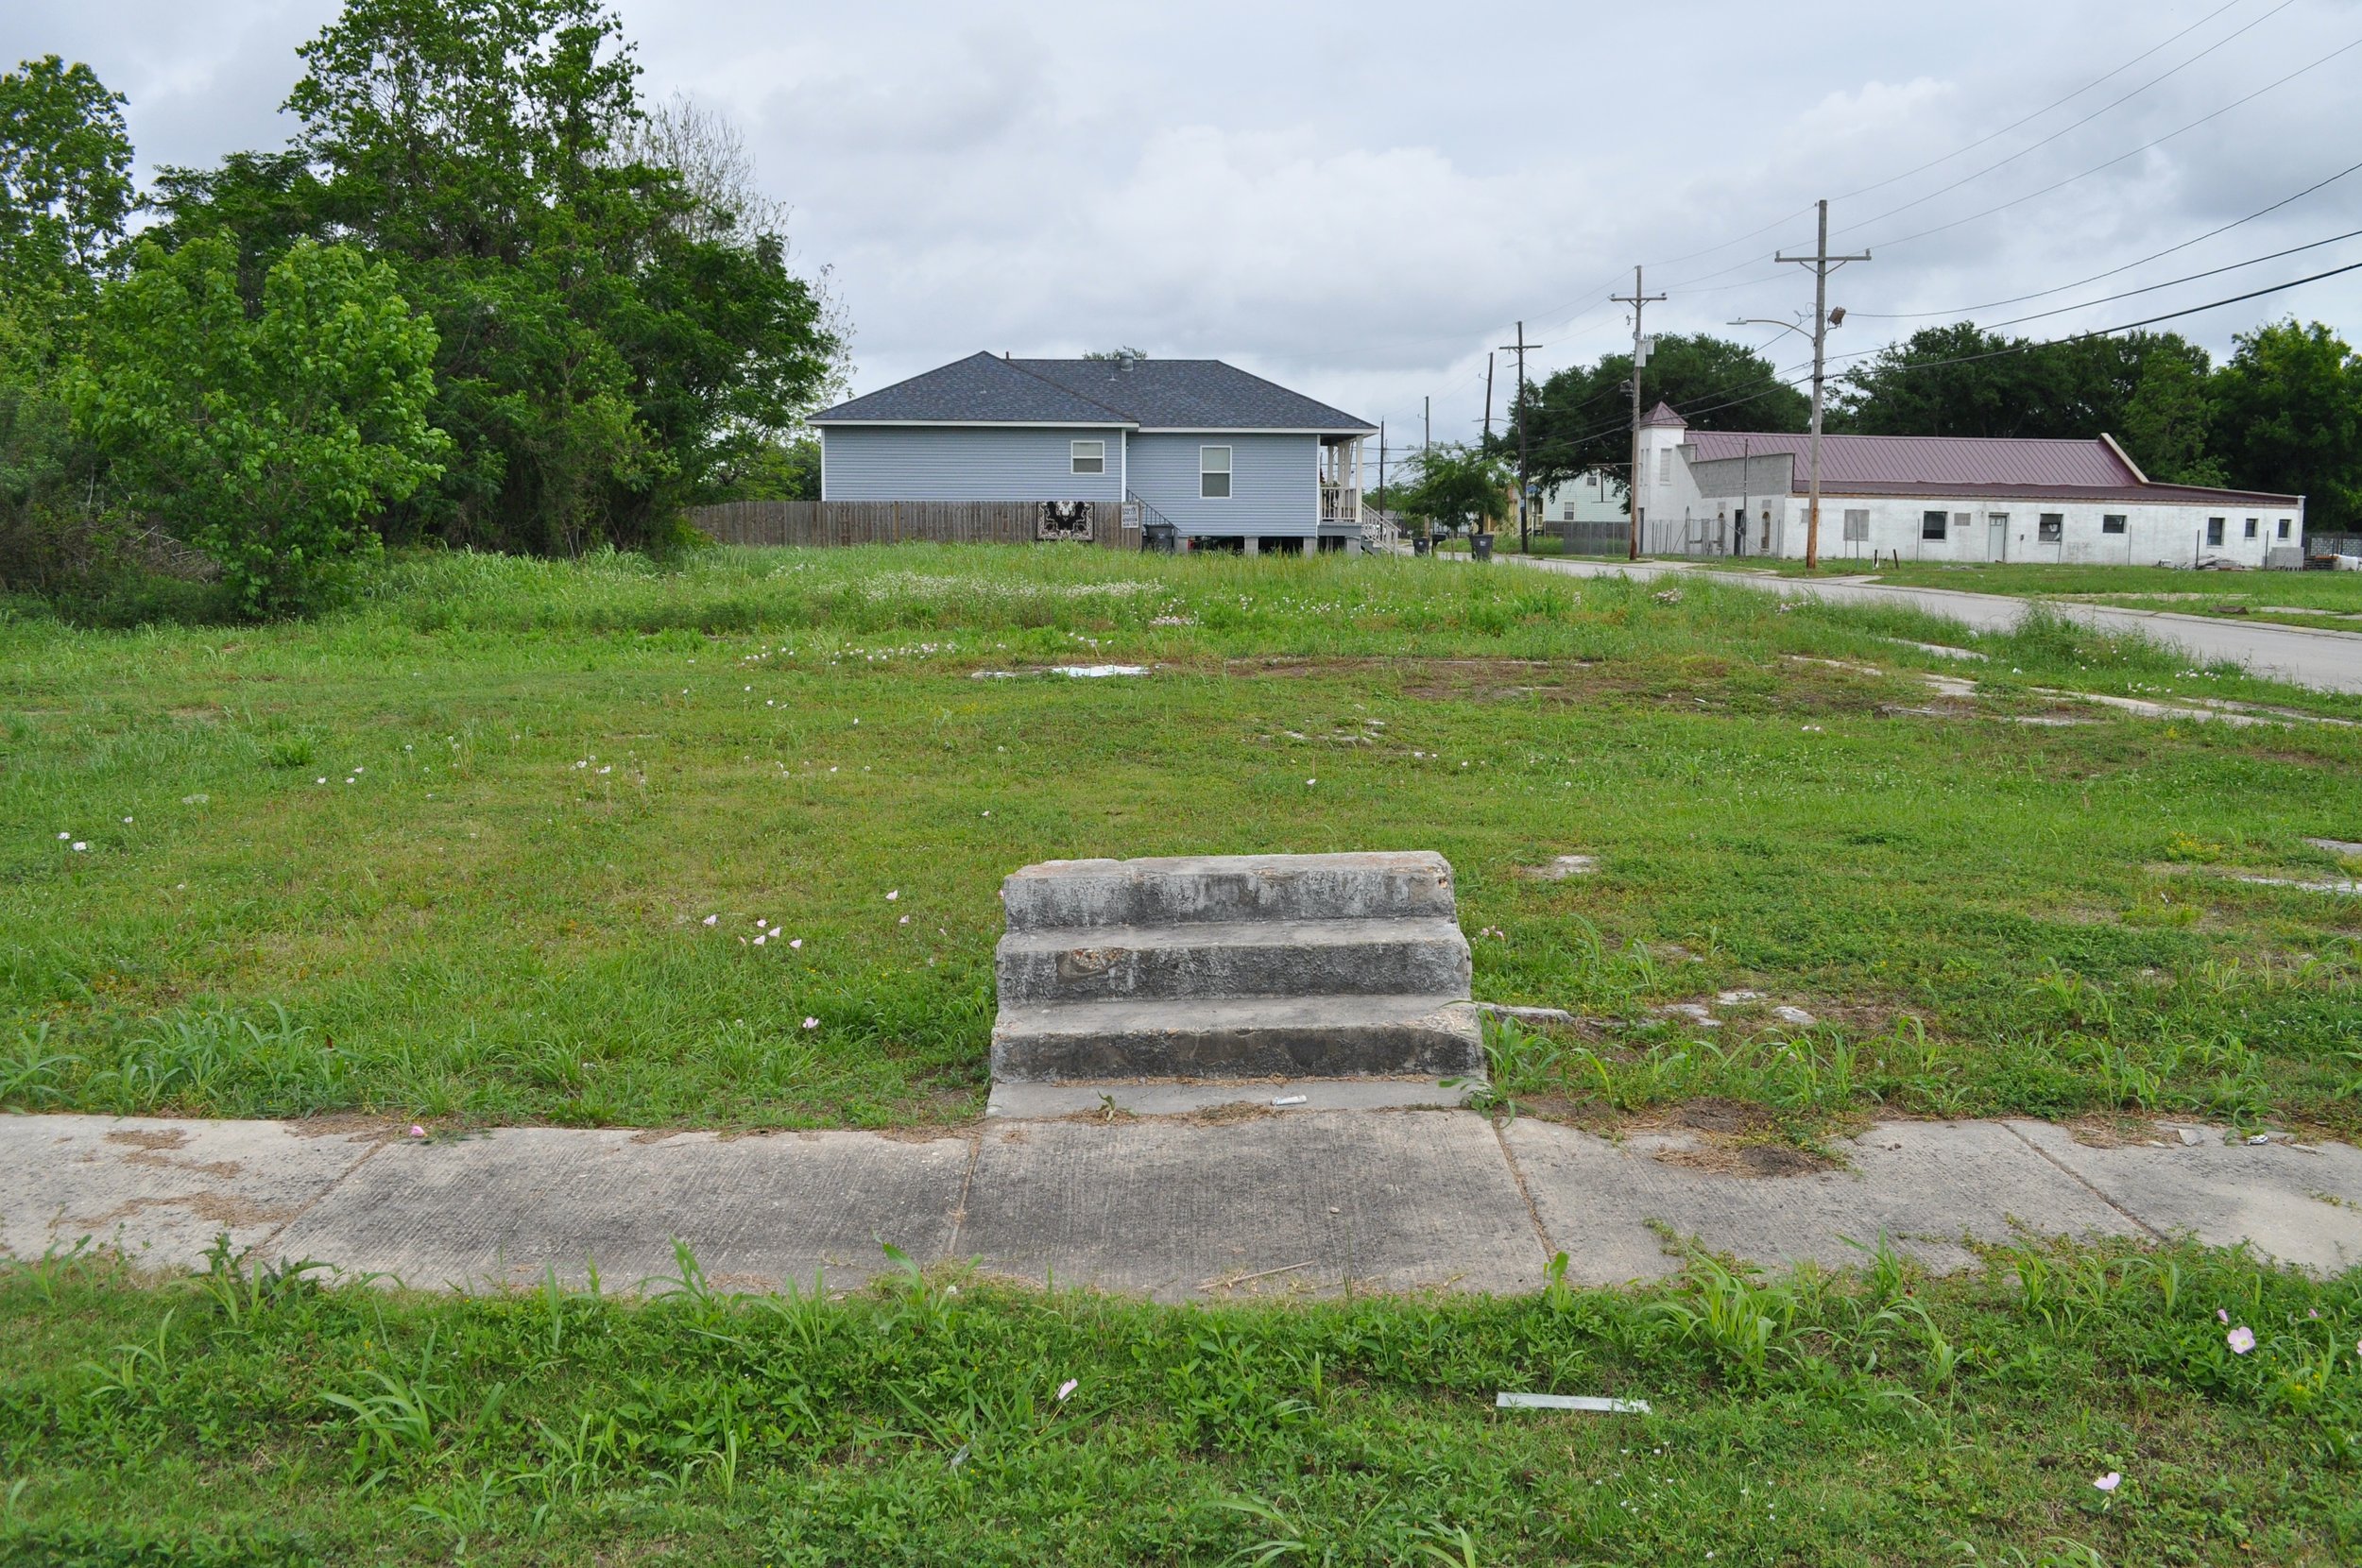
[9,0,2359,439]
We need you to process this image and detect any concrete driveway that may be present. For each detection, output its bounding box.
[1509,555,2362,695]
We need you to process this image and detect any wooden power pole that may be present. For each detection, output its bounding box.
[1497,322,1541,553]
[1612,268,1665,561]
[1776,199,1870,570]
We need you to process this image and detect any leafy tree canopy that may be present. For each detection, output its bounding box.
[1393,442,1511,536]
[2210,319,2362,532]
[0,55,132,363]
[70,237,449,615]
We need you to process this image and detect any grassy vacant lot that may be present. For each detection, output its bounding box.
[1700,560,2362,631]
[1,1236,2355,1564]
[5,545,2361,1135]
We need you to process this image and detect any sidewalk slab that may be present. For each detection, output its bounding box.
[267,1126,970,1293]
[2009,1120,2362,1273]
[1502,1118,2143,1283]
[985,1077,1471,1118]
[954,1108,1544,1301]
[0,1114,381,1270]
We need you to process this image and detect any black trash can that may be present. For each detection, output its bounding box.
[1143,522,1176,554]
[1412,536,1432,556]
[1470,533,1495,561]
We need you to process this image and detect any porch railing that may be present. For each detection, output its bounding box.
[1320,484,1361,524]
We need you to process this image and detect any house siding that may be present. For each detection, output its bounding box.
[1128,432,1317,537]
[819,425,1127,503]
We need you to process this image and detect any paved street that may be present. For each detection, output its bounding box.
[6,1107,2354,1299]
[1508,555,2362,694]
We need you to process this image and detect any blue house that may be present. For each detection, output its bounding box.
[808,352,1378,553]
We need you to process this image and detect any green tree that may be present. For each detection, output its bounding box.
[1829,324,2217,448]
[70,237,450,615]
[0,55,132,355]
[1514,333,1808,495]
[2209,319,2362,534]
[1394,442,1511,537]
[2118,338,2223,486]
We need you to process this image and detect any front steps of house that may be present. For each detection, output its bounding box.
[988,852,1483,1086]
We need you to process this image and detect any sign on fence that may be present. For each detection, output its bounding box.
[687,500,1133,549]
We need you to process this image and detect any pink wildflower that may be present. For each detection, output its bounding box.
[2226,1326,2256,1355]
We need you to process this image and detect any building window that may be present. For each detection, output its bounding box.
[1922,510,1947,541]
[2244,518,2258,538]
[2207,517,2225,546]
[2279,518,2292,538]
[1070,439,1104,475]
[1657,449,1673,484]
[1562,504,1574,521]
[2037,514,2063,543]
[1199,445,1232,500]
[1842,508,1869,542]
[2101,515,2127,535]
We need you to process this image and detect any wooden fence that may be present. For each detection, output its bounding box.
[688,500,1138,550]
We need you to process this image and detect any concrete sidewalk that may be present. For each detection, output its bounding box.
[1508,555,2362,694]
[7,1107,2356,1298]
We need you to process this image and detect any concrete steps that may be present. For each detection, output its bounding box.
[990,852,1482,1084]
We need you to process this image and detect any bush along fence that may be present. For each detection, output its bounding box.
[688,500,1141,550]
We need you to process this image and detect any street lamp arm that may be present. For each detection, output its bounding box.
[1729,316,1813,343]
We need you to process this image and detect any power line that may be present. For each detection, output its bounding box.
[1853,31,2362,252]
[1847,153,2362,320]
[1838,0,2299,234]
[1974,227,2362,332]
[1827,0,2250,203]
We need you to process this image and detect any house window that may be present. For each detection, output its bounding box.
[1657,449,1673,484]
[2101,515,2127,535]
[1842,508,1869,542]
[2038,514,2063,543]
[1562,504,1574,521]
[1200,445,1232,500]
[2279,518,2292,538]
[1070,439,1104,475]
[1922,510,1948,541]
[2207,517,2225,546]
[2244,517,2258,539]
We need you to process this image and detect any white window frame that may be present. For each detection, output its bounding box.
[2207,516,2225,546]
[2101,514,2127,536]
[1921,510,1948,541]
[1656,449,1673,484]
[2244,517,2258,539]
[2038,513,2064,543]
[1841,508,1869,542]
[1199,445,1232,500]
[2279,518,2292,539]
[1070,439,1104,475]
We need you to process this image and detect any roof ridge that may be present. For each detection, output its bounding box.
[987,353,1140,422]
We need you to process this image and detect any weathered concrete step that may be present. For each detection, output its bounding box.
[995,916,1471,1003]
[1001,851,1456,933]
[991,993,1484,1082]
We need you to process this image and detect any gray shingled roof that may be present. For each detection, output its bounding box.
[811,351,1375,432]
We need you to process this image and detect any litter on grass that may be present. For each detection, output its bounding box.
[1496,1393,1652,1415]
[1272,1094,1309,1107]
[971,665,1150,680]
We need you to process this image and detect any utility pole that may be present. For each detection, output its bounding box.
[1422,396,1432,549]
[1776,199,1870,571]
[1497,321,1540,553]
[1482,352,1495,445]
[1612,267,1666,561]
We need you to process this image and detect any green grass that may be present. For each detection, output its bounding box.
[1,1235,2355,1563]
[5,545,2360,1134]
[1692,560,2362,630]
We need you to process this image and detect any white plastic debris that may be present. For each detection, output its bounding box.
[2246,1133,2272,1146]
[1496,1392,1652,1414]
[1272,1094,1309,1107]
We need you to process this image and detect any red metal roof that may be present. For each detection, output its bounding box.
[1687,429,2134,486]
[1638,401,1687,429]
[1684,428,2301,506]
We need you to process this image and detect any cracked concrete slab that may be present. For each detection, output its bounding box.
[953,1108,1545,1301]
[1502,1119,2145,1283]
[0,1114,382,1270]
[266,1127,970,1294]
[2008,1120,2362,1273]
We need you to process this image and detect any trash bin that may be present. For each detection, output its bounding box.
[1143,522,1176,554]
[1470,533,1495,561]
[1412,536,1432,556]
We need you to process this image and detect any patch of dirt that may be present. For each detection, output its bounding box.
[105,1130,190,1152]
[1673,1097,1775,1135]
[867,1123,976,1143]
[104,1129,245,1179]
[1653,1140,1834,1178]
[75,1192,298,1229]
[1172,1099,1283,1127]
[2062,1115,2178,1149]
[284,1114,403,1140]
[1515,855,1597,880]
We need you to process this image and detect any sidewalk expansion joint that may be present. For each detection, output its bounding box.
[253,1132,392,1260]
[1489,1115,1556,1263]
[939,1129,984,1263]
[2001,1121,2166,1242]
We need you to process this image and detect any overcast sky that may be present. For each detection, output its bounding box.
[10,0,2362,443]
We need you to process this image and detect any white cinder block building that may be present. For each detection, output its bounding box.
[1630,402,2303,567]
